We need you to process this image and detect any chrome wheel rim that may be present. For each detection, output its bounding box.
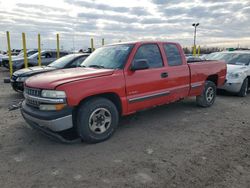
[206,87,214,103]
[89,108,112,134]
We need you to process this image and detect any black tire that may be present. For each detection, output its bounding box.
[3,78,10,83]
[196,81,216,107]
[238,78,248,97]
[76,97,119,143]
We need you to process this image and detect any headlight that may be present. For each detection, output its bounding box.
[228,72,243,79]
[41,90,66,98]
[16,77,28,82]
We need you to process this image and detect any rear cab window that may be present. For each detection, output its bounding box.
[164,44,183,66]
[133,44,163,68]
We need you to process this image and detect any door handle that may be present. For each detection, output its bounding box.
[161,72,168,78]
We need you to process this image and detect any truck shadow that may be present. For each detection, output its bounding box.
[118,98,198,130]
[217,89,237,97]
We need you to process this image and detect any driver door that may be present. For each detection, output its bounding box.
[124,43,170,112]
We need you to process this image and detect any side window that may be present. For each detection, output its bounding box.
[134,44,163,68]
[51,52,57,58]
[164,44,183,66]
[45,52,52,58]
[69,56,88,68]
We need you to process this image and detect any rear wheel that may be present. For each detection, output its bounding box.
[76,97,119,143]
[196,81,216,107]
[238,78,248,97]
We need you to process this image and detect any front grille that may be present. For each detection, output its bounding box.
[26,98,40,108]
[24,87,41,97]
[24,87,42,108]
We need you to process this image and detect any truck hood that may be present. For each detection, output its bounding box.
[25,67,115,89]
[13,66,56,77]
[227,64,248,74]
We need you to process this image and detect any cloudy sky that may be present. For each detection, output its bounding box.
[0,0,250,51]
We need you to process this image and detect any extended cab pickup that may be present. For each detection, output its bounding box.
[21,41,226,143]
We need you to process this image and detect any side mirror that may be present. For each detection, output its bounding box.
[131,59,149,71]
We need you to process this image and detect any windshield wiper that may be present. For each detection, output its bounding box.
[88,65,105,69]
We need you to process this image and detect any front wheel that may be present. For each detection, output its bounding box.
[76,97,119,143]
[196,81,216,107]
[238,78,248,97]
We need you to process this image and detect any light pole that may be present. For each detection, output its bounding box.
[192,23,199,47]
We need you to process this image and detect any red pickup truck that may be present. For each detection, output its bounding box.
[21,41,226,143]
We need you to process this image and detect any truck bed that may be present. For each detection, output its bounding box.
[188,60,227,96]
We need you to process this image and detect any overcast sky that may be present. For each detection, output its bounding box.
[0,0,250,50]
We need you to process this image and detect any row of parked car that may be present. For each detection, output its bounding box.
[205,50,250,97]
[0,49,70,70]
[0,49,38,67]
[2,41,250,144]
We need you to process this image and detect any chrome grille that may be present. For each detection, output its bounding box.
[24,87,41,108]
[24,87,41,97]
[26,98,40,108]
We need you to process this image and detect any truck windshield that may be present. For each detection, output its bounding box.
[81,44,134,69]
[208,53,250,65]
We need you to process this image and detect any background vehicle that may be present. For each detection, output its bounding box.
[186,56,203,62]
[11,53,89,92]
[2,49,38,68]
[0,54,7,66]
[11,49,21,56]
[21,41,226,143]
[3,50,68,70]
[207,51,250,96]
[0,50,6,55]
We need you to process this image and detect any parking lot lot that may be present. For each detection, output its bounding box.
[0,67,250,188]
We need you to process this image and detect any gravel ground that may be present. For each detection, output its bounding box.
[0,67,250,188]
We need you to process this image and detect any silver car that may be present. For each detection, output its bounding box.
[3,50,69,70]
[207,51,250,97]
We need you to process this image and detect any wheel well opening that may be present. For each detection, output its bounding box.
[247,76,250,87]
[78,93,122,116]
[207,74,218,86]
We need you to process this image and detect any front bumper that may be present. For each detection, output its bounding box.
[21,101,73,132]
[218,80,242,93]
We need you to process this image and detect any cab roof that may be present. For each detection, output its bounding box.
[106,41,176,46]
